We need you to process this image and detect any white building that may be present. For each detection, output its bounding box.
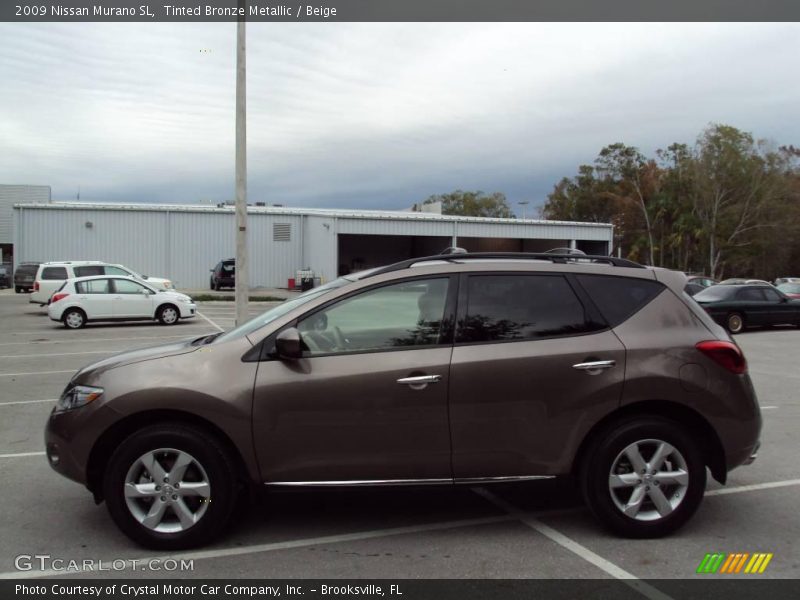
[0,184,50,264]
[13,202,614,289]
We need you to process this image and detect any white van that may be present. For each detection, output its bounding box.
[30,261,174,305]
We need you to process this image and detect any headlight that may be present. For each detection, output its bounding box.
[178,296,192,303]
[164,281,173,289]
[56,385,103,412]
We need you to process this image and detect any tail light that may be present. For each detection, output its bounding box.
[51,292,69,304]
[696,340,747,374]
[34,281,40,291]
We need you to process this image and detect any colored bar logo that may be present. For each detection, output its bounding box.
[697,552,773,574]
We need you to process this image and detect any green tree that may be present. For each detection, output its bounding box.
[422,190,515,218]
[689,124,791,279]
[595,143,660,266]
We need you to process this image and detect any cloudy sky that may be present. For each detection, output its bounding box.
[1,22,799,214]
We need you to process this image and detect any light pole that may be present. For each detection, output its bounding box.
[234,11,249,327]
[518,200,530,220]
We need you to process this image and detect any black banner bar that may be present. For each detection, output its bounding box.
[4,580,800,600]
[3,0,800,23]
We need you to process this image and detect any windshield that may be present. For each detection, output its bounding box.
[777,283,800,294]
[694,286,735,302]
[213,277,353,343]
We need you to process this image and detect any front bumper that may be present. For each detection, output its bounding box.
[180,303,197,318]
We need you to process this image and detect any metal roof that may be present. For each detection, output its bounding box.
[13,201,612,230]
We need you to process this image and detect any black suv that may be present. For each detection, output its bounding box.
[13,262,40,292]
[210,259,235,290]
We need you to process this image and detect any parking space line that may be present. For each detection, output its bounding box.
[197,312,225,332]
[0,399,56,406]
[0,370,74,377]
[706,478,800,496]
[0,451,46,459]
[0,350,120,359]
[0,334,210,346]
[0,514,515,579]
[471,488,673,600]
[3,329,213,337]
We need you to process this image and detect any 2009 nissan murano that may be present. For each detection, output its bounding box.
[45,252,761,549]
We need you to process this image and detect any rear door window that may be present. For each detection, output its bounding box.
[74,265,105,277]
[41,267,67,280]
[76,279,111,294]
[457,274,604,343]
[575,274,664,327]
[736,288,766,301]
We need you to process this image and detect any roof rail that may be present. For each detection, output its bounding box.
[365,252,644,278]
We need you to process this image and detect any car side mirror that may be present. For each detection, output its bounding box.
[275,328,303,360]
[140,288,152,295]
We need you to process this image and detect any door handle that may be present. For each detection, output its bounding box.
[572,360,616,372]
[397,375,442,390]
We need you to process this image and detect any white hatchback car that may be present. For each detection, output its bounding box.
[47,276,196,329]
[31,261,175,306]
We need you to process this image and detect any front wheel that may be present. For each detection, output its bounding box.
[157,304,179,325]
[103,424,239,550]
[580,417,706,538]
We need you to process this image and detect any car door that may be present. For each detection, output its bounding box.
[251,276,456,483]
[762,287,800,325]
[734,287,770,326]
[448,272,626,479]
[111,278,155,318]
[74,278,114,318]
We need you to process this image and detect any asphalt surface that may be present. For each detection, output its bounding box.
[0,289,797,583]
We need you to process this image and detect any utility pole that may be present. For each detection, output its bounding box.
[234,11,249,327]
[518,200,530,220]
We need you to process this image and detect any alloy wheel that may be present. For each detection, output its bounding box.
[608,439,689,521]
[124,448,211,533]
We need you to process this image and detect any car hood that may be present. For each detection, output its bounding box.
[157,291,192,302]
[143,276,173,288]
[72,338,199,382]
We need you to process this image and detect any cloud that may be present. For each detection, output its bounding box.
[1,22,798,213]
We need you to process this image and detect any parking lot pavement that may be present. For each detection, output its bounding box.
[0,291,798,582]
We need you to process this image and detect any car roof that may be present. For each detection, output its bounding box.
[41,260,106,266]
[67,274,143,283]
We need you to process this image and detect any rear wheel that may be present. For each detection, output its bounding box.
[103,424,239,549]
[726,312,745,334]
[157,304,179,325]
[62,308,86,329]
[15,286,21,293]
[580,417,706,538]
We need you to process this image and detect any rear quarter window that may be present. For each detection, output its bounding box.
[457,274,605,343]
[41,267,68,280]
[575,274,664,327]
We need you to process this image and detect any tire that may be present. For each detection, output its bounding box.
[62,308,86,329]
[103,423,239,550]
[726,312,745,334]
[157,304,180,325]
[580,417,706,538]
[15,286,21,293]
[214,281,221,291]
[210,278,215,291]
